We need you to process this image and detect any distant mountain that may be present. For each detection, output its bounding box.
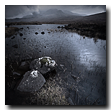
[7,9,106,23]
[42,9,64,15]
[85,12,106,19]
[62,10,85,16]
[23,12,41,19]
[40,9,75,19]
[5,9,84,23]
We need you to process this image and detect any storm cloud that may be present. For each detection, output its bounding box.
[5,5,106,19]
[5,5,39,19]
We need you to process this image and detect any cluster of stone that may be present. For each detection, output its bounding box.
[17,56,57,92]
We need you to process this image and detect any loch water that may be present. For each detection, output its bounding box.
[5,24,106,105]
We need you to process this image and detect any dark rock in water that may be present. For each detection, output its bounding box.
[61,26,64,28]
[6,23,10,28]
[11,36,15,39]
[20,33,23,36]
[20,27,23,30]
[17,70,46,92]
[57,26,60,28]
[48,32,50,33]
[12,44,18,48]
[27,27,29,29]
[57,26,64,29]
[83,36,85,39]
[41,32,45,34]
[19,61,30,71]
[23,38,26,40]
[35,32,38,35]
[30,57,57,75]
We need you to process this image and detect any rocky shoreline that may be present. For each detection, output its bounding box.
[5,21,42,27]
[5,57,69,105]
[64,22,106,40]
[5,20,106,40]
[5,27,19,38]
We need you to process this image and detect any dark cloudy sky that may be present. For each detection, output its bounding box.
[5,5,106,19]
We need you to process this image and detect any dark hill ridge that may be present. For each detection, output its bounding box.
[64,12,106,40]
[80,12,106,23]
[86,12,106,19]
[5,10,106,24]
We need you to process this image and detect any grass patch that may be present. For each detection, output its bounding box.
[5,27,19,38]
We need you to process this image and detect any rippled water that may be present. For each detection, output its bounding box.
[5,24,106,105]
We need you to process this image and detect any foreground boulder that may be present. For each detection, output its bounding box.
[30,56,57,74]
[17,70,46,92]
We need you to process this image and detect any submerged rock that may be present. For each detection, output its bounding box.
[41,32,45,34]
[30,56,57,74]
[35,32,38,35]
[23,38,26,40]
[57,26,60,28]
[20,27,23,30]
[19,61,30,71]
[11,36,15,39]
[17,70,46,92]
[20,33,23,36]
[12,44,18,48]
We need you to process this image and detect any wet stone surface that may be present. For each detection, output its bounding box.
[30,57,57,75]
[17,70,46,92]
[5,24,106,105]
[16,57,57,92]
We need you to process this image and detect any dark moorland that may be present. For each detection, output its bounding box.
[64,12,106,40]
